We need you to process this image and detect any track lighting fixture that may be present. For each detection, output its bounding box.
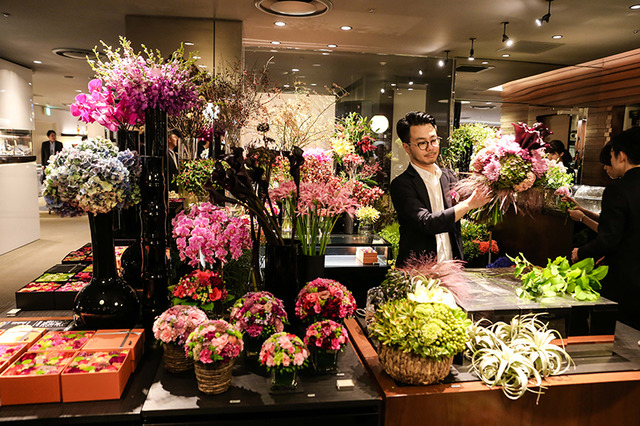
[536,0,553,26]
[502,22,514,46]
[468,38,475,61]
[438,50,450,67]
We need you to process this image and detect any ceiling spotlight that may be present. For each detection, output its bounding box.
[1,12,10,18]
[292,68,299,72]
[502,53,511,57]
[481,61,489,65]
[184,41,195,46]
[270,41,281,45]
[502,22,514,47]
[274,21,286,26]
[380,88,385,94]
[327,44,337,48]
[536,0,553,26]
[322,52,330,55]
[468,38,476,61]
[283,84,290,88]
[33,60,42,64]
[311,83,317,86]
[340,26,352,31]
[630,4,640,9]
[408,81,413,85]
[438,50,450,68]
[552,34,563,39]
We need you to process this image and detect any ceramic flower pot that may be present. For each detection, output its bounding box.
[270,369,298,390]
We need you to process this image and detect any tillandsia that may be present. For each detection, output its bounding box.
[466,314,573,401]
[509,253,608,301]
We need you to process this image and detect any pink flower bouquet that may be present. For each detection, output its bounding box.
[229,291,288,339]
[30,331,94,351]
[0,343,26,366]
[152,305,209,346]
[5,351,75,376]
[55,281,89,292]
[303,320,349,351]
[185,320,244,365]
[295,278,357,323]
[172,202,251,268]
[63,351,128,374]
[259,332,309,372]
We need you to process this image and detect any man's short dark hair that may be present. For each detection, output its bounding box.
[396,111,437,145]
[611,126,640,165]
[599,143,612,166]
[168,129,181,139]
[46,130,56,137]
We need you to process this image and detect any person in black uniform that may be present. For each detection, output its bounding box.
[389,111,491,267]
[41,130,64,168]
[572,127,640,329]
[167,129,180,192]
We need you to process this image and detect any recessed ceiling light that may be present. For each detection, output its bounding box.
[481,61,489,65]
[322,52,330,55]
[2,12,10,18]
[75,89,82,92]
[391,83,396,87]
[271,41,281,45]
[283,84,290,88]
[313,63,321,67]
[460,100,471,104]
[184,41,195,46]
[408,81,413,85]
[327,44,337,48]
[552,34,563,39]
[270,49,279,53]
[418,70,423,75]
[408,88,413,91]
[292,68,299,72]
[630,4,640,9]
[380,88,385,93]
[340,26,352,31]
[311,83,317,86]
[33,60,42,64]
[274,21,286,26]
[193,56,201,59]
[502,54,510,57]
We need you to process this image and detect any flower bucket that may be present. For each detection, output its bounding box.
[270,369,297,390]
[194,359,235,394]
[378,344,453,385]
[310,348,339,374]
[163,342,193,373]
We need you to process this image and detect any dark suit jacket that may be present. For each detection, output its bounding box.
[390,163,463,267]
[578,167,640,329]
[41,140,64,167]
[168,149,179,192]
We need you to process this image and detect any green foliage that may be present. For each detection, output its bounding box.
[439,123,497,171]
[373,193,397,231]
[378,222,400,261]
[174,158,218,195]
[379,268,411,300]
[510,254,608,301]
[370,299,471,360]
[461,219,490,261]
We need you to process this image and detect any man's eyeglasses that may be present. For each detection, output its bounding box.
[409,137,441,150]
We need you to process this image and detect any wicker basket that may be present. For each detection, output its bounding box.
[163,342,193,373]
[378,344,453,385]
[194,359,235,394]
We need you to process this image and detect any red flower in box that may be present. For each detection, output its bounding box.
[0,344,26,363]
[5,351,75,376]
[171,269,227,311]
[30,331,94,351]
[295,278,357,323]
[17,282,60,293]
[64,351,128,374]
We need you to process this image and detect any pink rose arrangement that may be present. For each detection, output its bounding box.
[64,351,128,374]
[5,351,75,376]
[152,305,209,346]
[295,278,357,323]
[259,332,309,372]
[455,122,552,225]
[229,291,288,339]
[30,331,94,351]
[171,269,227,311]
[185,320,244,365]
[303,320,349,351]
[172,202,251,268]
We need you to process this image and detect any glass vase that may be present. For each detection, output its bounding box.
[359,220,373,236]
[244,335,264,359]
[270,369,298,390]
[310,347,339,374]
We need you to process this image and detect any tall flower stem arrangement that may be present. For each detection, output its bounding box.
[44,137,141,329]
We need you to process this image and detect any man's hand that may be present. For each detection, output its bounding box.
[567,208,585,223]
[454,187,492,221]
[571,247,579,263]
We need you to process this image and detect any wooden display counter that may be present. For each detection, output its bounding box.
[345,318,640,426]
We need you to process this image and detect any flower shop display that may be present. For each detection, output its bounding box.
[170,269,227,316]
[61,350,132,402]
[332,112,377,163]
[510,254,608,301]
[185,320,244,394]
[29,331,94,351]
[370,299,470,385]
[454,122,552,226]
[355,205,380,235]
[61,243,92,263]
[0,344,27,373]
[259,332,309,390]
[466,314,573,400]
[174,158,217,200]
[0,325,45,345]
[17,282,60,293]
[356,247,378,265]
[460,219,499,267]
[439,123,498,172]
[153,305,209,373]
[43,137,140,329]
[303,320,349,373]
[34,273,75,283]
[229,291,288,357]
[295,278,357,324]
[0,351,76,405]
[82,329,145,372]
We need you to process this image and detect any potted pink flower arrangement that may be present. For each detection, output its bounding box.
[303,320,349,373]
[295,278,357,324]
[170,269,227,316]
[229,291,288,357]
[259,332,309,390]
[185,320,244,394]
[152,305,208,373]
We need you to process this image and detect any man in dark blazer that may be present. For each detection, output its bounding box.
[572,126,640,329]
[40,130,64,168]
[390,111,491,268]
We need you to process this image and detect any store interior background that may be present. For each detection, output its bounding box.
[1,1,640,312]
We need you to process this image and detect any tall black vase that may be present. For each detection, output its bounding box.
[140,108,170,332]
[297,254,326,287]
[73,211,140,329]
[114,129,142,241]
[264,241,300,319]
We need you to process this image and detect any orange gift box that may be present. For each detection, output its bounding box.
[61,350,132,402]
[0,350,76,405]
[82,329,144,371]
[0,343,28,374]
[0,325,46,346]
[28,330,94,352]
[356,247,379,264]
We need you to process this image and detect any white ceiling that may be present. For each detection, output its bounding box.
[1,0,638,114]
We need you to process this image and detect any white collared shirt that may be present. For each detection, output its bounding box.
[410,162,453,262]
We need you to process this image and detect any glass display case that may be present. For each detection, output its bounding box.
[0,129,33,157]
